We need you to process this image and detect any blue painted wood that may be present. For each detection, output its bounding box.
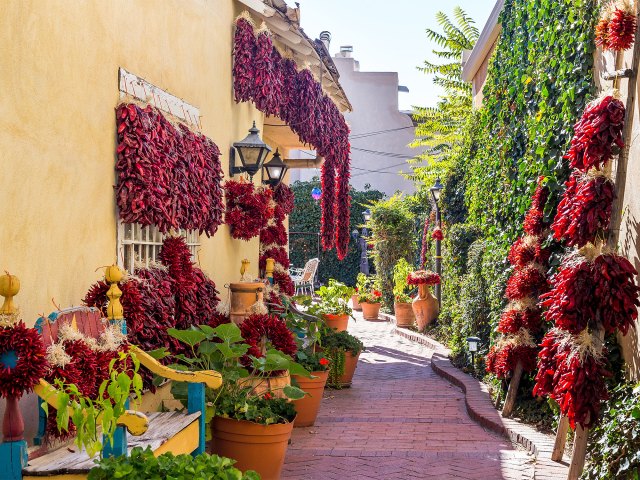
[33,400,47,446]
[0,440,28,479]
[102,399,129,458]
[0,351,17,369]
[187,382,205,456]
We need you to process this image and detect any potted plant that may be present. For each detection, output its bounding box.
[168,323,308,480]
[393,259,416,328]
[291,350,330,427]
[321,330,364,388]
[407,270,441,331]
[352,273,368,311]
[307,279,354,332]
[357,276,383,320]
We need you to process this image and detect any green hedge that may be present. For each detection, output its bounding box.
[289,179,384,286]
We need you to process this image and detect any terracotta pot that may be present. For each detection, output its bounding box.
[337,351,360,387]
[351,294,362,311]
[394,302,415,328]
[211,416,293,480]
[229,282,264,325]
[361,302,381,320]
[292,370,328,427]
[412,284,439,331]
[238,372,290,399]
[323,313,349,332]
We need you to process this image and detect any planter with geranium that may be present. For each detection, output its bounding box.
[393,259,416,328]
[321,330,364,388]
[168,322,309,479]
[291,351,330,427]
[307,280,354,332]
[358,290,383,320]
[407,270,440,331]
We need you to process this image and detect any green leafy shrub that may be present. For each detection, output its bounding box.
[289,179,384,286]
[368,194,416,309]
[307,280,354,316]
[393,258,415,303]
[582,383,640,480]
[88,446,260,480]
[320,330,365,388]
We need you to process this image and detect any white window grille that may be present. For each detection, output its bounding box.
[117,222,200,273]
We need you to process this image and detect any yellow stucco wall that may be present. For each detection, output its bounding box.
[0,0,271,325]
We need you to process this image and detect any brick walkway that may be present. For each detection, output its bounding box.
[282,315,535,479]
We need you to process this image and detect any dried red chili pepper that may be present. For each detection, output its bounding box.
[564,95,625,172]
[607,6,636,51]
[224,180,273,241]
[233,17,256,103]
[552,173,615,248]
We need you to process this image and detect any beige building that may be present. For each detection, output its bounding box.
[0,0,349,439]
[290,43,419,196]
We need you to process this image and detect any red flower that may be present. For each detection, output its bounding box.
[373,290,382,297]
[263,393,272,400]
[319,357,329,366]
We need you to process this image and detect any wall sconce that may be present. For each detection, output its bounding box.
[262,148,289,187]
[229,121,272,179]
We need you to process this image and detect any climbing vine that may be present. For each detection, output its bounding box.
[465,0,597,247]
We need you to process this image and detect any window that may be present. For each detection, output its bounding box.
[117,222,200,273]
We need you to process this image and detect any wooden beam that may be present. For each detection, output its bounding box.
[568,424,589,480]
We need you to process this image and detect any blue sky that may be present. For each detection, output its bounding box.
[298,1,495,110]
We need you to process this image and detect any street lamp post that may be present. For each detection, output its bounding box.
[430,178,444,308]
[360,209,371,275]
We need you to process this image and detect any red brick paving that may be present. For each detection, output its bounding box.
[282,316,535,479]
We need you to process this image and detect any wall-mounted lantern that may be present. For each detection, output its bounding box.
[229,121,271,179]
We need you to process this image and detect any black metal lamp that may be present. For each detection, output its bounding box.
[363,209,372,222]
[262,148,289,187]
[230,121,272,178]
[430,177,444,203]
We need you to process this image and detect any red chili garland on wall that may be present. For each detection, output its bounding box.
[115,103,224,236]
[232,16,351,257]
[224,179,274,241]
[487,179,551,380]
[0,321,48,399]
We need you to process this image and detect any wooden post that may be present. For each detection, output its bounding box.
[608,11,640,249]
[568,423,590,480]
[501,360,523,417]
[552,415,570,461]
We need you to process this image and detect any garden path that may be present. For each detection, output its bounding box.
[282,314,535,479]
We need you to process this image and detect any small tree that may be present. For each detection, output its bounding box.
[368,195,416,309]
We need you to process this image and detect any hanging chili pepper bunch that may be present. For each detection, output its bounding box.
[487,179,550,379]
[533,328,611,429]
[253,26,283,116]
[115,103,224,236]
[260,187,295,297]
[432,227,444,241]
[224,179,274,241]
[419,217,430,267]
[239,313,297,374]
[552,171,615,247]
[231,15,351,258]
[596,0,637,51]
[232,14,256,103]
[564,94,625,172]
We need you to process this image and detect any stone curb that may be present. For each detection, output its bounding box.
[393,325,570,479]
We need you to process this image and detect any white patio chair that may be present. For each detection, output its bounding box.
[290,258,319,295]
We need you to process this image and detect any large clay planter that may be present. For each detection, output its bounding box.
[361,302,381,320]
[337,351,360,387]
[229,282,264,325]
[351,295,362,311]
[323,313,349,332]
[394,302,415,328]
[238,372,290,399]
[211,416,294,480]
[412,284,439,331]
[292,370,328,427]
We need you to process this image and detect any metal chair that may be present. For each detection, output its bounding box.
[290,258,319,295]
